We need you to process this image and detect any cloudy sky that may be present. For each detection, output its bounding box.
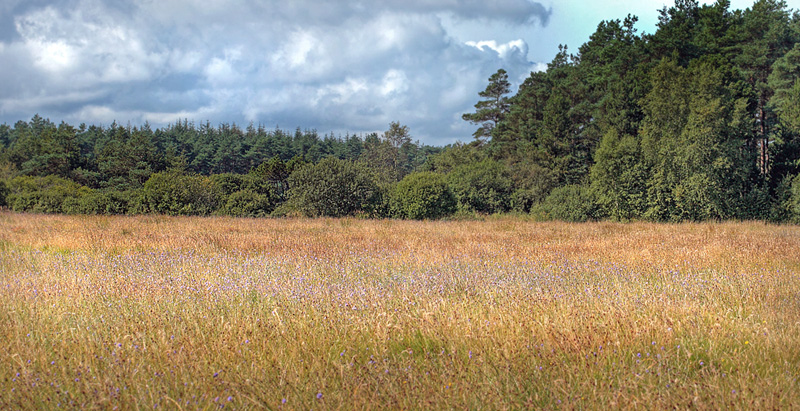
[0,0,796,145]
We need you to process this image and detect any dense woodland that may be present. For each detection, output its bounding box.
[2,0,800,222]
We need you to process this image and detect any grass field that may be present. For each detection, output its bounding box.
[1,212,799,409]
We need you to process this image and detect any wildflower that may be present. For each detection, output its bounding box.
[316,392,323,399]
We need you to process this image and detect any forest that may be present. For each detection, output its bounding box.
[1,0,800,222]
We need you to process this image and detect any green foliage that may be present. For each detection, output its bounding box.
[422,142,486,174]
[447,159,513,214]
[209,173,247,197]
[638,58,757,221]
[219,190,276,218]
[391,172,456,220]
[533,185,598,222]
[250,156,289,198]
[590,129,648,220]
[0,179,8,207]
[462,69,512,143]
[6,175,92,214]
[789,174,800,223]
[140,171,222,216]
[62,190,134,215]
[769,43,800,133]
[360,123,428,184]
[286,157,381,217]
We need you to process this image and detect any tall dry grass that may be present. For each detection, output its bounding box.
[1,212,798,409]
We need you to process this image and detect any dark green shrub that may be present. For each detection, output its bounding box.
[0,180,7,207]
[210,173,247,196]
[789,174,800,223]
[391,172,455,219]
[6,175,91,213]
[447,159,513,214]
[510,188,544,213]
[533,185,599,222]
[219,190,276,217]
[140,171,221,216]
[62,190,132,215]
[286,158,381,217]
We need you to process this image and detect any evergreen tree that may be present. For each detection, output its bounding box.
[462,69,511,144]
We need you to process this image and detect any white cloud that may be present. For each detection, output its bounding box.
[0,0,552,144]
[381,70,410,97]
[466,39,528,59]
[14,2,166,86]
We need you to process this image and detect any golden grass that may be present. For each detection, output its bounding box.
[1,212,799,409]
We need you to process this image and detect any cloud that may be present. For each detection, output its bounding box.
[0,0,549,144]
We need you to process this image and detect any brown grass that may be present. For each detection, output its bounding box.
[1,212,798,409]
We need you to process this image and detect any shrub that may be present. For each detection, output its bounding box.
[789,174,800,223]
[0,180,7,207]
[219,190,276,217]
[286,158,381,217]
[391,172,455,220]
[62,190,133,215]
[140,171,222,216]
[210,173,247,197]
[533,185,598,222]
[6,175,92,213]
[447,159,513,214]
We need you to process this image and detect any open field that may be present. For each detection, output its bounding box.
[1,212,799,409]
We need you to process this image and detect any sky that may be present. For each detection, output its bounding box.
[0,0,797,145]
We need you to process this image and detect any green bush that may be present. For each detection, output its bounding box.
[510,188,544,213]
[0,180,8,207]
[210,173,247,197]
[533,185,599,222]
[391,172,455,220]
[219,190,276,217]
[446,159,513,214]
[140,171,222,216]
[286,158,381,217]
[6,175,92,213]
[62,190,133,215]
[789,174,800,223]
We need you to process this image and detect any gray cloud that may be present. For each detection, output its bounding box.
[0,0,548,145]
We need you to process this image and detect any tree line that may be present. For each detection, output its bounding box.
[1,0,800,222]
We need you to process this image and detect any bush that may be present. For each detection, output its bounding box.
[533,185,598,222]
[789,174,800,223]
[219,190,276,217]
[6,175,92,213]
[391,172,455,219]
[286,158,381,217]
[62,190,133,215]
[0,180,7,207]
[447,159,513,214]
[140,171,222,216]
[510,188,544,214]
[210,173,247,197]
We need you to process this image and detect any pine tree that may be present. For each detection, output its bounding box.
[462,69,511,144]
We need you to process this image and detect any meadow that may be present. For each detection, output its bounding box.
[1,212,799,409]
